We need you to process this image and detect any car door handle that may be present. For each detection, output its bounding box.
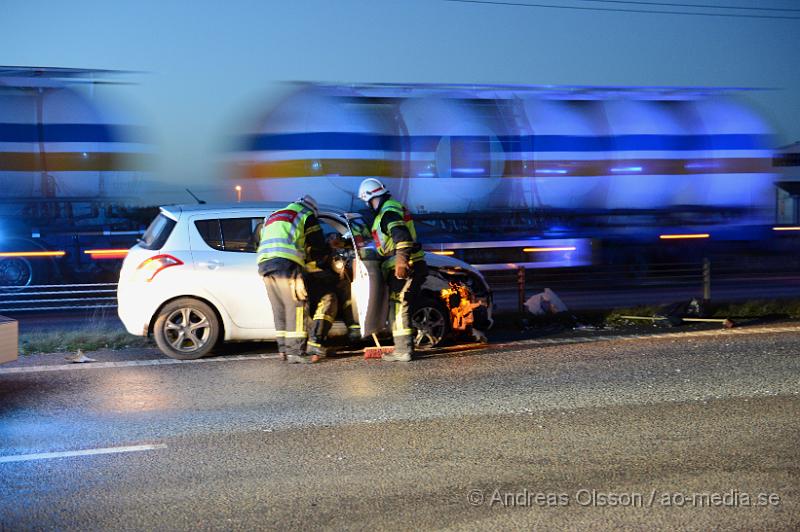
[199,260,223,270]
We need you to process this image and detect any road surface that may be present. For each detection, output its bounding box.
[1,325,798,530]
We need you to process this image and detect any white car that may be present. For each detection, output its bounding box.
[118,203,493,359]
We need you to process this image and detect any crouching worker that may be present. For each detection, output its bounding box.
[257,195,335,364]
[326,232,361,343]
[305,262,339,358]
[358,178,427,362]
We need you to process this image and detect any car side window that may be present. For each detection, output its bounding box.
[195,219,223,250]
[194,217,264,253]
[221,218,259,252]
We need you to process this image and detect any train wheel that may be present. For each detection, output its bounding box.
[0,257,34,290]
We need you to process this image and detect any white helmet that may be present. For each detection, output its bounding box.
[358,178,389,203]
[296,194,319,216]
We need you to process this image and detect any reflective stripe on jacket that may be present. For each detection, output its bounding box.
[371,198,425,271]
[257,203,318,268]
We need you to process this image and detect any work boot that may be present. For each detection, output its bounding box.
[306,342,327,358]
[347,327,362,344]
[381,350,412,362]
[287,354,321,364]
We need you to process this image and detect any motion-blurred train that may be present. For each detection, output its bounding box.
[229,83,800,266]
[2,75,798,287]
[0,67,151,288]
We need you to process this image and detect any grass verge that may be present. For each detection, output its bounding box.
[17,298,800,355]
[606,299,800,326]
[20,326,151,355]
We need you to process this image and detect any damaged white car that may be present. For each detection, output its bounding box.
[117,203,493,360]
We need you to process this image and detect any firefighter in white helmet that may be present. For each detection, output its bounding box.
[358,178,427,362]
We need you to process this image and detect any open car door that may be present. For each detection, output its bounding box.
[345,214,388,338]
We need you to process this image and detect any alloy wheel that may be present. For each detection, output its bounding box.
[164,307,212,354]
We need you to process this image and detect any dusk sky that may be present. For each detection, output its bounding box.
[2,0,799,201]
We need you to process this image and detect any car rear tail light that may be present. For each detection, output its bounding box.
[135,254,183,282]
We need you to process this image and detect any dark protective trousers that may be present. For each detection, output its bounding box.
[387,262,428,356]
[262,272,307,356]
[336,274,360,340]
[306,270,338,351]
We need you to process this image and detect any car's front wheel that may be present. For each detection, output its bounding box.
[153,298,220,359]
[413,297,449,349]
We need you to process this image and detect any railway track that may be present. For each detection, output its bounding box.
[0,283,117,313]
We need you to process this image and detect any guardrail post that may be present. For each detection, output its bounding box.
[702,257,711,305]
[517,266,526,314]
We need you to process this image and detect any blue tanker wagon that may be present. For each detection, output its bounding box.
[230,82,779,266]
[0,77,786,288]
[0,67,150,288]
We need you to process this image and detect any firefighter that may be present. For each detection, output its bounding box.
[257,195,336,364]
[358,178,427,362]
[305,259,339,358]
[326,232,361,343]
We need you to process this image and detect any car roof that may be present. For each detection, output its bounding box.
[160,202,350,218]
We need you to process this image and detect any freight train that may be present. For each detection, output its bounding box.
[0,67,151,288]
[1,76,796,287]
[227,82,795,267]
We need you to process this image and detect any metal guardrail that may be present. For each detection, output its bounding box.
[0,283,117,313]
[484,261,709,313]
[1,258,799,314]
[485,258,800,312]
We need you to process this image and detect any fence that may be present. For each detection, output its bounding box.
[482,258,800,313]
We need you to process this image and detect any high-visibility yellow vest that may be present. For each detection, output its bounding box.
[257,203,317,268]
[371,198,425,271]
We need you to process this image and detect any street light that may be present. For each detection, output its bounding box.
[235,185,242,203]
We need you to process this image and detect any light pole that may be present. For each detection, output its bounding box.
[235,185,242,203]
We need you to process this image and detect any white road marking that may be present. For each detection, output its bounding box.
[0,353,281,374]
[0,443,168,463]
[1,324,797,375]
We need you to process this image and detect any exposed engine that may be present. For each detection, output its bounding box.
[440,283,482,332]
[422,267,492,342]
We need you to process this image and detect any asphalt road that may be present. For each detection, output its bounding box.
[1,326,799,530]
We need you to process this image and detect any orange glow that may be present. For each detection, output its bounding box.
[0,251,66,258]
[523,246,577,252]
[773,226,800,231]
[440,283,481,332]
[659,233,710,240]
[431,250,455,256]
[84,249,129,260]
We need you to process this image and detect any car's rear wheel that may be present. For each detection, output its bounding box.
[153,298,220,360]
[412,297,449,349]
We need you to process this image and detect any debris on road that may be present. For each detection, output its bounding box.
[65,349,96,364]
[471,329,488,343]
[525,288,568,316]
[616,298,733,328]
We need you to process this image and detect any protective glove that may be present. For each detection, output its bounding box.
[394,254,409,280]
[291,271,308,301]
